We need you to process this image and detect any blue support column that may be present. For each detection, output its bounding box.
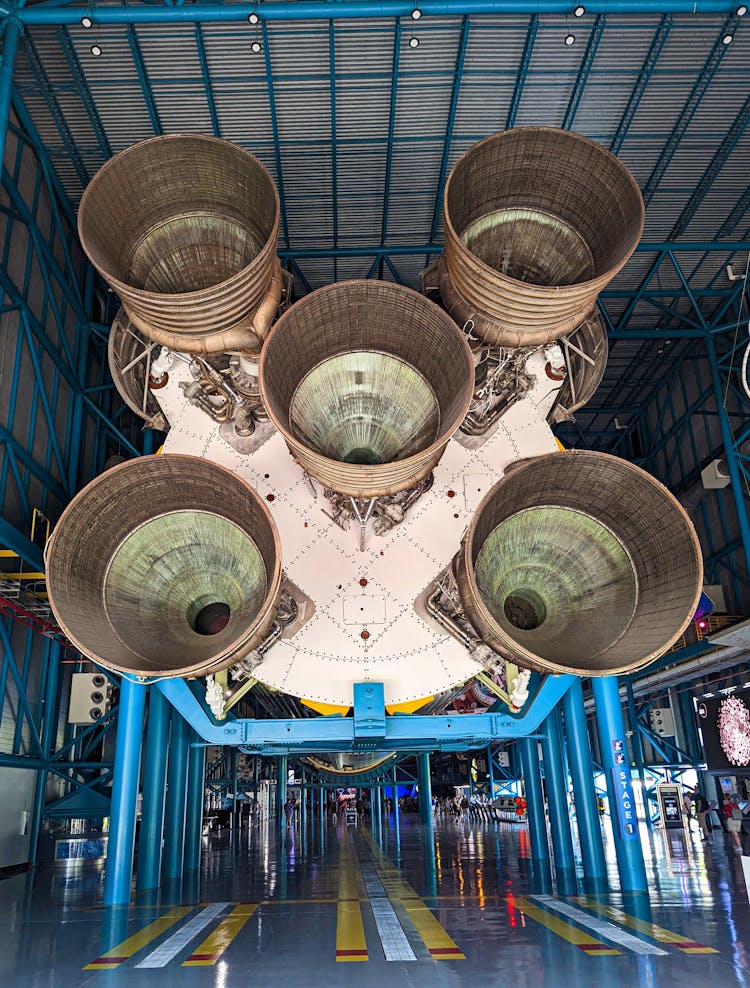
[184,735,206,873]
[417,752,433,829]
[540,709,577,894]
[163,710,190,880]
[373,785,383,840]
[277,755,288,833]
[562,680,608,892]
[518,736,552,892]
[592,677,648,893]
[103,678,147,905]
[300,768,307,832]
[29,641,60,866]
[137,688,170,890]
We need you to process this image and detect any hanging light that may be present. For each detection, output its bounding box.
[251,40,263,53]
[248,12,260,24]
[409,36,420,48]
[573,5,585,16]
[411,6,423,19]
[90,44,102,57]
[564,33,576,46]
[722,33,734,44]
[81,15,93,29]
[736,5,747,16]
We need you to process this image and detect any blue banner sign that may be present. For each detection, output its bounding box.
[611,765,638,840]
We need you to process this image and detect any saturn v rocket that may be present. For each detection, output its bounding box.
[45,127,702,726]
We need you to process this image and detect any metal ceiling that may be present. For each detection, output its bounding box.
[5,2,750,419]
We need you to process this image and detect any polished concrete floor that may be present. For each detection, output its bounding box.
[1,811,750,987]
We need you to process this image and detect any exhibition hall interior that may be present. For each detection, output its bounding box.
[0,2,750,986]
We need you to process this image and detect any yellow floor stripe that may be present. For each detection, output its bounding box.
[182,904,258,966]
[362,829,464,959]
[574,897,719,954]
[508,897,621,955]
[336,832,368,962]
[400,897,466,959]
[83,907,193,970]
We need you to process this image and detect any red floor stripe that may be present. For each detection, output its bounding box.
[88,957,128,965]
[186,954,220,961]
[336,949,368,956]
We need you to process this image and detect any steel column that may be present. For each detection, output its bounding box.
[518,737,549,864]
[592,677,648,893]
[29,641,60,865]
[562,680,608,891]
[0,18,20,167]
[163,710,190,880]
[184,734,206,872]
[540,709,577,893]
[277,754,287,832]
[417,752,433,829]
[103,678,146,905]
[136,687,170,890]
[706,334,750,580]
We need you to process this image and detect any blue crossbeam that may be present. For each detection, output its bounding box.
[156,675,574,750]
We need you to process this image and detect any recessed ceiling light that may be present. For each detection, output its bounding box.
[81,15,93,29]
[248,12,259,24]
[409,36,420,48]
[90,44,102,57]
[722,33,734,44]
[251,40,262,53]
[411,7,423,19]
[564,33,576,46]
[574,5,586,16]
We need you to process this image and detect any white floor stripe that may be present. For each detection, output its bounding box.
[531,896,669,955]
[134,902,230,968]
[358,859,417,961]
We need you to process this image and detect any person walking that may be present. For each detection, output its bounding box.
[694,791,711,840]
[723,794,744,853]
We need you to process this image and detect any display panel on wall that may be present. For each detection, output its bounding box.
[697,686,750,772]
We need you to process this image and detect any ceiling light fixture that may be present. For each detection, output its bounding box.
[248,12,260,24]
[564,33,576,46]
[90,44,102,57]
[409,36,420,48]
[722,33,734,44]
[251,40,263,53]
[81,15,93,29]
[574,5,586,16]
[737,5,747,15]
[411,6,423,19]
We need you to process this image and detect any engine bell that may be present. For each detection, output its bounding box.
[454,450,703,677]
[45,455,282,678]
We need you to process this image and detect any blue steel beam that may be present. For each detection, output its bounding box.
[10,92,77,228]
[640,13,742,207]
[329,19,338,280]
[194,24,220,137]
[126,25,162,135]
[157,675,575,749]
[562,14,605,132]
[56,27,112,159]
[13,2,744,25]
[610,13,671,155]
[429,15,470,244]
[669,91,750,241]
[0,16,20,167]
[506,14,537,130]
[20,33,89,187]
[380,18,401,248]
[261,20,290,249]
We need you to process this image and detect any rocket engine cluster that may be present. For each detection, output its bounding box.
[45,127,703,719]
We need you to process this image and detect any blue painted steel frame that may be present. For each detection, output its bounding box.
[157,675,576,752]
[9,2,742,27]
